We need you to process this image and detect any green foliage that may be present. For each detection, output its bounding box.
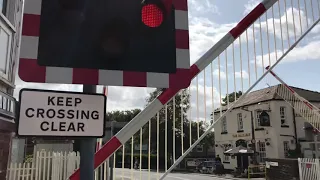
[114,153,160,169]
[106,88,215,160]
[210,91,243,120]
[287,143,302,158]
[143,88,215,158]
[106,109,141,122]
[222,91,243,105]
[106,109,142,147]
[24,154,33,163]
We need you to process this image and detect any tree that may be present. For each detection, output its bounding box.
[143,88,189,158]
[105,109,142,151]
[143,88,215,165]
[222,91,243,106]
[210,91,243,128]
[105,109,141,122]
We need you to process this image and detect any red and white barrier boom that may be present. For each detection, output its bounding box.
[69,0,279,179]
[266,66,320,131]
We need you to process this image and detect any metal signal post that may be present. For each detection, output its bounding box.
[80,85,97,180]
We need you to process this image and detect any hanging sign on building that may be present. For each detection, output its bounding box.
[232,133,251,138]
[17,89,106,138]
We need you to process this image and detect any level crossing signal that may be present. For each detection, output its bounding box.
[19,0,191,88]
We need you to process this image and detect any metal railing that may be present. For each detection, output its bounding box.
[248,164,266,179]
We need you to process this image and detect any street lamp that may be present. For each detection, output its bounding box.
[241,107,257,165]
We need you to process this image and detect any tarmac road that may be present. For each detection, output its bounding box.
[112,168,264,180]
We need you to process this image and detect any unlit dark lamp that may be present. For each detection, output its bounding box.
[100,18,130,59]
[59,0,85,10]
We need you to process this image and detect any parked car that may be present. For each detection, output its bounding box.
[196,161,216,174]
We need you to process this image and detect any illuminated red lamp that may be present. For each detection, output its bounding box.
[141,4,164,28]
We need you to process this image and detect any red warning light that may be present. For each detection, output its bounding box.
[142,4,164,28]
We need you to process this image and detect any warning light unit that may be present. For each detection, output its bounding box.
[19,0,190,88]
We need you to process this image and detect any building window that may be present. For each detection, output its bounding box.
[280,106,286,125]
[255,110,262,126]
[257,141,266,163]
[237,113,243,130]
[0,19,12,79]
[283,141,290,158]
[221,116,227,133]
[317,143,320,151]
[224,145,230,162]
[310,143,316,151]
[2,97,7,110]
[0,0,8,16]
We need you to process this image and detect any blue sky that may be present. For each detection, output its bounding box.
[184,0,320,120]
[15,0,320,120]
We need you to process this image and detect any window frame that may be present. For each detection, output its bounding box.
[283,141,290,158]
[223,145,230,162]
[0,20,12,80]
[280,106,287,125]
[255,109,262,127]
[0,0,18,85]
[0,0,8,16]
[257,141,266,163]
[221,116,227,133]
[237,113,243,130]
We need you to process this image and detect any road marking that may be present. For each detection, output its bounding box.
[116,175,138,180]
[167,176,191,180]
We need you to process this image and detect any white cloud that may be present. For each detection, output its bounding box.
[260,8,306,38]
[212,69,248,80]
[189,17,256,64]
[188,0,221,16]
[243,5,320,67]
[106,87,154,111]
[259,7,320,40]
[254,39,320,67]
[212,69,227,80]
[235,70,249,79]
[14,76,83,99]
[189,17,234,63]
[14,75,154,112]
[244,0,260,15]
[189,84,222,121]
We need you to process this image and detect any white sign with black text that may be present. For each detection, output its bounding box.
[17,89,106,137]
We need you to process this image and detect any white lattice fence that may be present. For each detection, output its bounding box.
[7,162,33,180]
[298,158,320,180]
[7,151,80,180]
[266,67,320,131]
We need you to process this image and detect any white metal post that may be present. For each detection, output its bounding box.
[317,159,320,180]
[298,158,303,180]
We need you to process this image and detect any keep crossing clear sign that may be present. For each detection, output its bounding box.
[17,89,106,137]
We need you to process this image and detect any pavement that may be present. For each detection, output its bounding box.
[112,168,265,180]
